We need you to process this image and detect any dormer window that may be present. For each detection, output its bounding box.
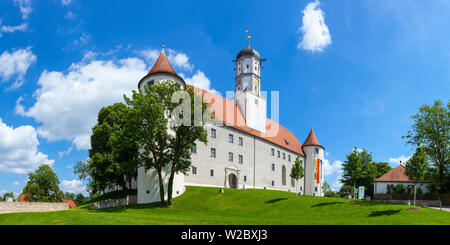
[147,80,155,87]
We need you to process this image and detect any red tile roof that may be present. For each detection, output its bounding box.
[148,49,177,77]
[374,164,410,182]
[189,86,305,156]
[62,199,77,208]
[302,128,323,149]
[17,194,28,202]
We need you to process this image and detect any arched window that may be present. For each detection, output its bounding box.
[282,165,286,186]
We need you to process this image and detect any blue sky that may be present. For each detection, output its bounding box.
[0,0,449,196]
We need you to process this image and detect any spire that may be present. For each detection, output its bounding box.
[148,46,177,76]
[303,129,323,148]
[247,35,251,48]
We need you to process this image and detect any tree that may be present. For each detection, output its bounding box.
[63,192,76,201]
[124,85,170,207]
[341,147,392,198]
[322,181,337,197]
[74,193,89,205]
[290,156,305,196]
[393,184,406,194]
[338,185,353,198]
[403,100,449,199]
[405,145,429,207]
[22,165,63,202]
[166,86,208,206]
[1,192,15,202]
[74,103,140,195]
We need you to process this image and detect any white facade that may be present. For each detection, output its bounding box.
[136,45,325,204]
[374,182,428,194]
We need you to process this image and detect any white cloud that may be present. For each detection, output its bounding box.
[65,11,76,20]
[62,0,72,5]
[298,0,332,52]
[13,181,19,186]
[73,33,91,46]
[58,146,73,158]
[389,155,411,165]
[14,0,32,20]
[0,118,54,174]
[0,47,36,89]
[61,179,86,193]
[140,48,194,71]
[1,23,28,33]
[182,70,218,94]
[16,57,148,150]
[323,159,343,177]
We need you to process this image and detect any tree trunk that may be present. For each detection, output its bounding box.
[413,184,416,207]
[167,162,176,206]
[156,169,165,207]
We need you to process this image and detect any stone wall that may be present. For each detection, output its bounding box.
[90,195,137,210]
[376,199,442,207]
[0,202,69,214]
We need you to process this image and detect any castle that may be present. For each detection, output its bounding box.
[136,40,325,204]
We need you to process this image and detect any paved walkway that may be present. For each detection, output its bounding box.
[430,206,450,212]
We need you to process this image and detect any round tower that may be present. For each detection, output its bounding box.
[138,46,186,91]
[302,129,325,197]
[233,36,265,96]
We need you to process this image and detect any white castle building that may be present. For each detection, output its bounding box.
[136,41,325,204]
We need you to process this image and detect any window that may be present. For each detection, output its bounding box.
[255,99,258,105]
[300,186,303,191]
[288,155,291,162]
[282,166,286,186]
[228,152,233,161]
[147,80,155,87]
[238,137,243,146]
[192,166,197,175]
[244,176,247,182]
[271,181,274,186]
[271,163,275,171]
[210,148,216,157]
[271,148,274,156]
[277,151,280,158]
[238,155,243,163]
[246,64,249,69]
[210,128,216,138]
[291,178,295,187]
[315,187,318,192]
[191,144,197,153]
[229,134,234,143]
[210,169,214,177]
[315,147,319,154]
[283,153,285,160]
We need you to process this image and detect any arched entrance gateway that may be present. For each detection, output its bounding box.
[228,173,237,189]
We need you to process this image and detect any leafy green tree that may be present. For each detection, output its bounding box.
[405,145,429,207]
[63,192,76,201]
[74,193,89,205]
[341,147,392,198]
[393,184,406,194]
[124,85,169,207]
[1,192,15,201]
[338,185,353,198]
[22,165,63,202]
[75,103,139,195]
[403,100,449,198]
[290,156,305,196]
[322,181,338,197]
[166,86,208,206]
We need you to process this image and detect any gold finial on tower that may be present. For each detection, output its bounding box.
[162,44,165,49]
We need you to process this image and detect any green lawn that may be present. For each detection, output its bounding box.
[1,186,449,225]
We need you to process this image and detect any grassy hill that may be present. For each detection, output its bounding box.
[1,186,449,225]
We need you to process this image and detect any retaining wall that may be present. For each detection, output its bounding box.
[90,195,137,210]
[0,202,69,214]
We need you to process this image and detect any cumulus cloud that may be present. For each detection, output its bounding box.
[61,179,86,193]
[389,155,411,166]
[0,118,54,174]
[323,159,343,177]
[0,47,36,89]
[1,23,28,33]
[140,48,194,71]
[61,0,72,5]
[14,0,32,20]
[182,70,217,94]
[16,57,148,150]
[297,0,332,52]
